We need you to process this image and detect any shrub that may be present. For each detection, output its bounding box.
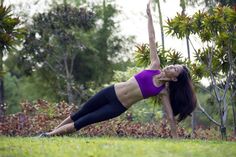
[0,100,235,141]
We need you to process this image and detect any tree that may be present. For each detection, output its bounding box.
[213,0,236,7]
[166,6,236,139]
[0,0,24,119]
[19,4,97,105]
[15,2,133,105]
[182,0,236,8]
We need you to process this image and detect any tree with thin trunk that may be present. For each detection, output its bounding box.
[166,6,236,139]
[153,0,165,50]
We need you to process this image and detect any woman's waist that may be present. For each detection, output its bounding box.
[114,78,143,108]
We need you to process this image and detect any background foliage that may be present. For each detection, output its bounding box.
[1,0,236,140]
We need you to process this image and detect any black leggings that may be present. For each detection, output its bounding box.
[70,85,127,130]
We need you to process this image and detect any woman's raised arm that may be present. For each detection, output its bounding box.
[147,1,160,69]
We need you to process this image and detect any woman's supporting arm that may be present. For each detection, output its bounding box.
[160,90,178,138]
[147,1,160,69]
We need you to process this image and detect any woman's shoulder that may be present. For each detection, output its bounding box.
[158,83,169,96]
[146,67,162,73]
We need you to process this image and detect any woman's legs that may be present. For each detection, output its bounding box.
[53,116,73,130]
[47,123,76,136]
[44,85,126,136]
[70,87,110,122]
[47,102,126,136]
[73,102,127,131]
[48,86,110,134]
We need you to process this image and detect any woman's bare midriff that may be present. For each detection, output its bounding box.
[114,77,144,108]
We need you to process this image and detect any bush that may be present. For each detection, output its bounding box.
[0,100,235,141]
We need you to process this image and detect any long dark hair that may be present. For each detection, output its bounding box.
[168,66,197,122]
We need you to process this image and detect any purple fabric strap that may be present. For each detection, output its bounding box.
[134,69,165,98]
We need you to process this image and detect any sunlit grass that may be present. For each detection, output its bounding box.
[1,136,236,157]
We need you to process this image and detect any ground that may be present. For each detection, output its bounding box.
[0,136,236,157]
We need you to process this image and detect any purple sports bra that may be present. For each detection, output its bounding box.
[134,69,165,99]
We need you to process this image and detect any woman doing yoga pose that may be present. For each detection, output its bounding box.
[39,1,197,138]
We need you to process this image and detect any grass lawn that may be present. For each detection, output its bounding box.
[0,136,236,157]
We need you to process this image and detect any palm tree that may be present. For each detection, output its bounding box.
[0,0,24,119]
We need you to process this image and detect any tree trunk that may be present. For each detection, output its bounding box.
[0,50,5,122]
[191,111,197,132]
[219,100,227,140]
[66,79,74,105]
[186,36,197,132]
[156,0,165,50]
[186,36,190,59]
[223,97,228,125]
[232,92,236,137]
[0,78,4,119]
[216,92,227,140]
[208,44,227,140]
[64,56,74,105]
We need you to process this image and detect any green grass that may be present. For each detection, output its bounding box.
[0,136,236,157]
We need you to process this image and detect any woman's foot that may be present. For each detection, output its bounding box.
[38,132,50,138]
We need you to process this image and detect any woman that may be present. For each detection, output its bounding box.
[39,1,196,138]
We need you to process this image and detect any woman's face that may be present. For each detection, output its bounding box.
[163,64,183,79]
